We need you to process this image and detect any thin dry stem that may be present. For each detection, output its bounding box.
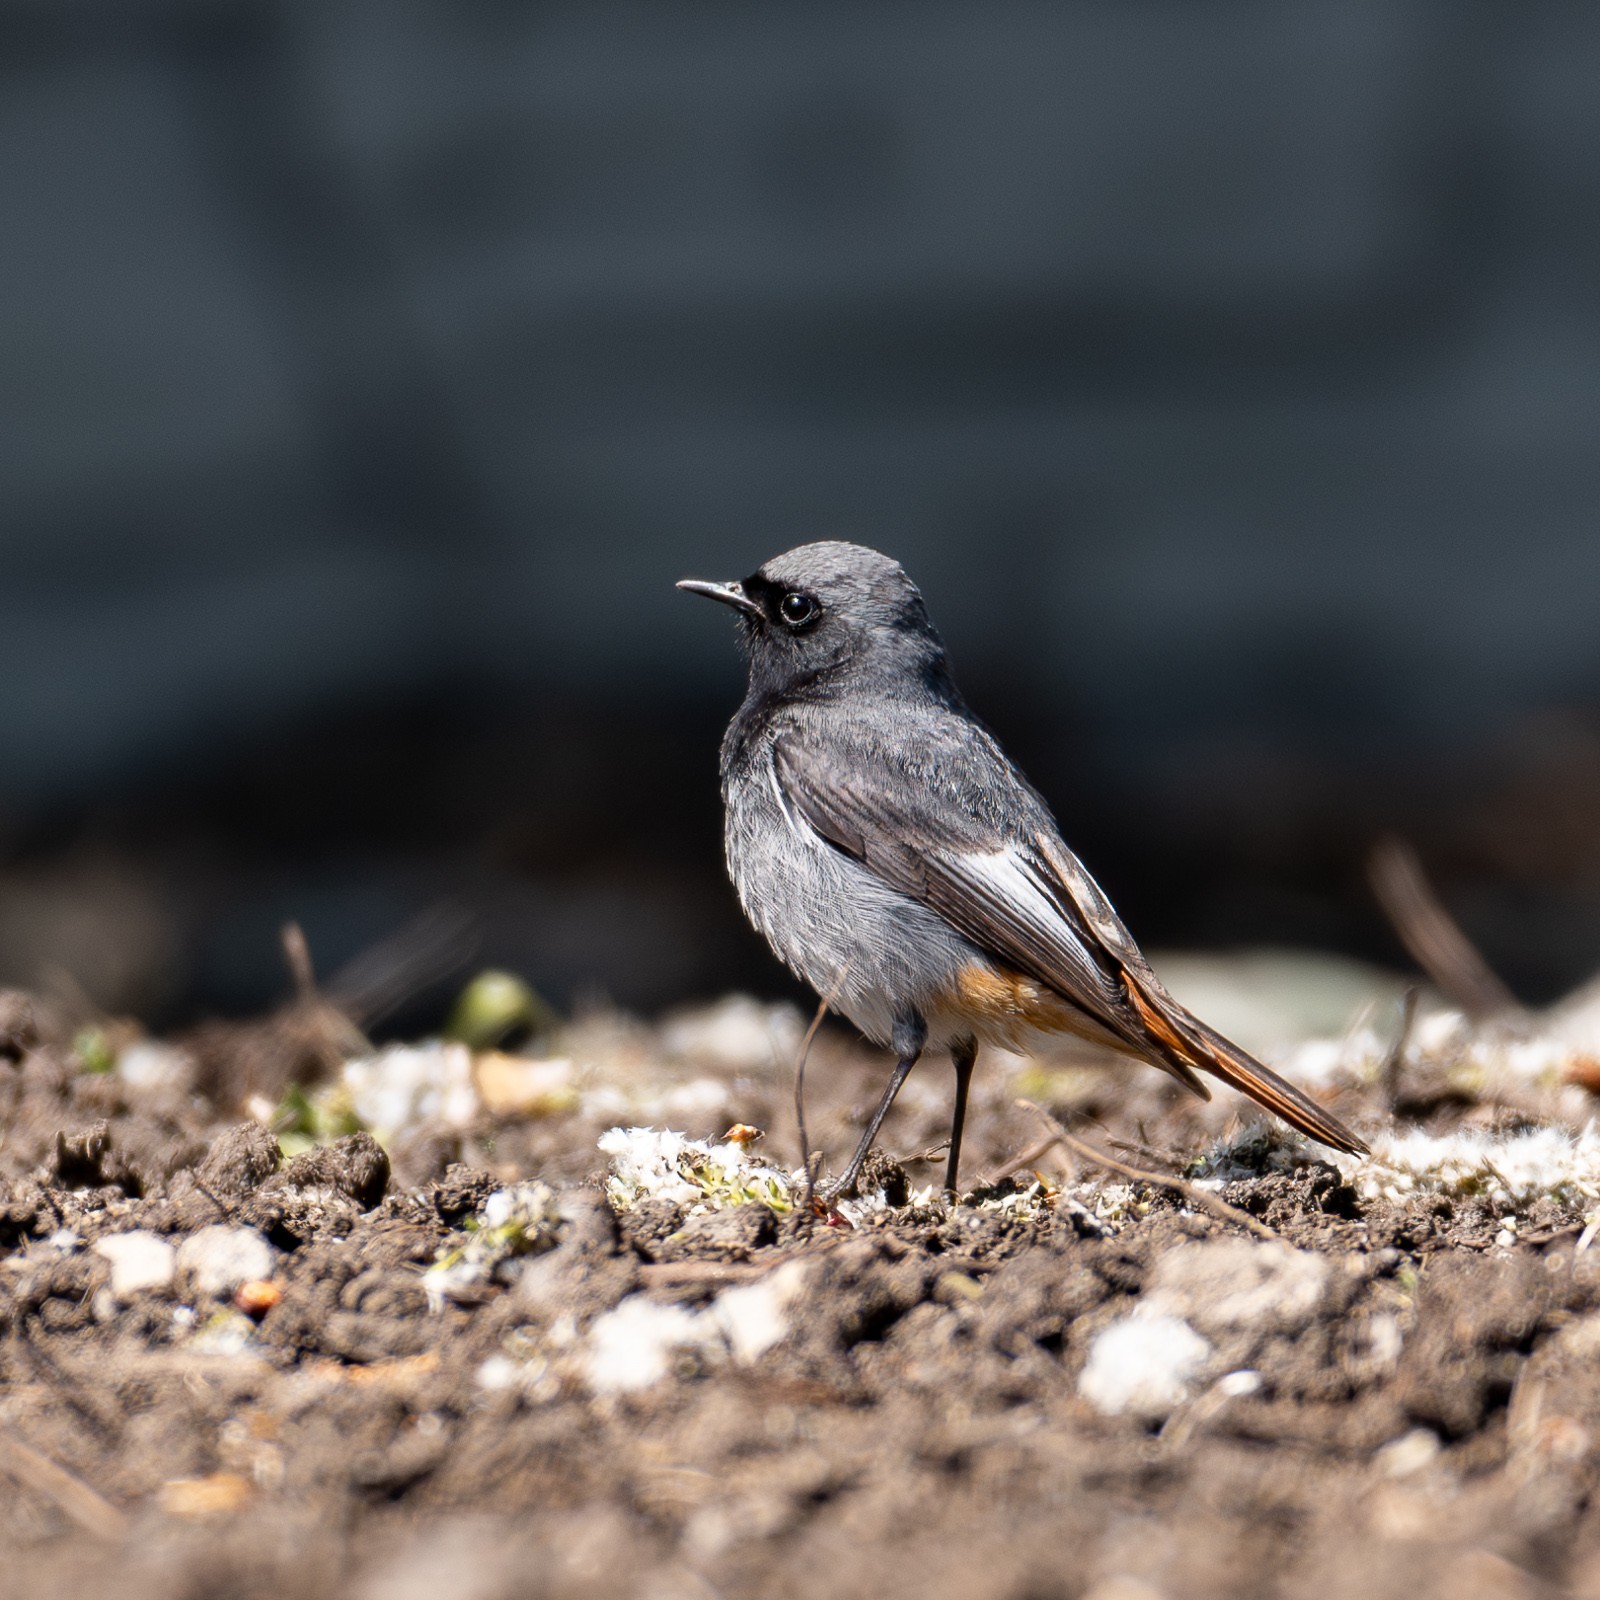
[0,1431,127,1541]
[1015,1100,1281,1242]
[983,1135,1061,1186]
[1369,836,1519,1020]
[792,964,852,1212]
[1381,986,1420,1110]
[280,921,317,1002]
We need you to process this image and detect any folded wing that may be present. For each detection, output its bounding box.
[774,734,1368,1156]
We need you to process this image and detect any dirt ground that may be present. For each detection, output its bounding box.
[2,973,1600,1600]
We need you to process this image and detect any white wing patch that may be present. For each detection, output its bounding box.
[766,751,832,853]
[929,845,1125,1012]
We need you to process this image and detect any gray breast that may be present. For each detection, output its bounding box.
[722,741,980,1048]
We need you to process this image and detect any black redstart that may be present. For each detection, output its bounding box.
[679,541,1368,1194]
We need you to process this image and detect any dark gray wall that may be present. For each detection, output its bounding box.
[3,2,1599,1017]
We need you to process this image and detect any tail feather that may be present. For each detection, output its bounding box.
[1183,1015,1370,1156]
[1122,969,1370,1157]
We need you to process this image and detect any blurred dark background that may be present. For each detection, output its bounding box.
[4,0,1600,1029]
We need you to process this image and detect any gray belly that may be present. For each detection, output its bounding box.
[723,756,980,1048]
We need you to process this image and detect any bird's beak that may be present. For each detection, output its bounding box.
[676,578,762,618]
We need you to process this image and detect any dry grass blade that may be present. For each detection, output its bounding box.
[0,1431,127,1541]
[327,903,479,1029]
[636,1228,851,1292]
[15,1331,123,1443]
[1381,986,1420,1111]
[792,997,828,1213]
[1369,836,1520,1020]
[280,921,318,1004]
[1015,1100,1281,1242]
[640,1260,791,1287]
[792,963,851,1212]
[983,1135,1061,1186]
[641,1235,850,1289]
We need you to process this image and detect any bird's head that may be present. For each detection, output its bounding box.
[678,540,950,702]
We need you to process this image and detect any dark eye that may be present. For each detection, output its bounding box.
[779,592,818,627]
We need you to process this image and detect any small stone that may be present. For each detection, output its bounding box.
[432,1164,498,1224]
[660,996,803,1069]
[1216,1369,1263,1398]
[584,1296,709,1394]
[235,1279,282,1317]
[342,1044,478,1136]
[1078,1314,1211,1420]
[1145,1238,1329,1338]
[712,1259,810,1363]
[160,1473,252,1517]
[117,1041,196,1093]
[94,1231,177,1300]
[935,1271,986,1304]
[177,1225,277,1297]
[1376,1427,1441,1479]
[475,1354,520,1391]
[474,1054,576,1117]
[189,1310,257,1356]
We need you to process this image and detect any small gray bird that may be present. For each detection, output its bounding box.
[679,541,1368,1194]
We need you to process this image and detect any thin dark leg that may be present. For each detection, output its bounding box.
[945,1039,977,1195]
[831,1012,925,1195]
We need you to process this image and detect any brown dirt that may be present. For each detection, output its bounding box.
[0,989,1598,1600]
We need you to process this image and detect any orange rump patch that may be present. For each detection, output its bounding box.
[949,962,1086,1038]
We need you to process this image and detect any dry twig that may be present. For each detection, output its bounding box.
[640,1260,793,1287]
[0,1431,127,1541]
[14,1331,123,1443]
[326,903,478,1030]
[792,998,828,1212]
[1368,836,1519,1020]
[791,964,851,1213]
[984,1135,1063,1186]
[1380,986,1420,1111]
[640,1234,849,1289]
[1015,1100,1281,1242]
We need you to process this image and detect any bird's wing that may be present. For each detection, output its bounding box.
[773,730,1368,1156]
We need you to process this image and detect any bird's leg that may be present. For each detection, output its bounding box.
[944,1038,977,1195]
[830,1012,926,1197]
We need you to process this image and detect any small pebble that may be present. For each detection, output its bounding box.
[160,1474,252,1517]
[1377,1428,1441,1479]
[235,1279,283,1317]
[177,1225,277,1297]
[93,1232,176,1300]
